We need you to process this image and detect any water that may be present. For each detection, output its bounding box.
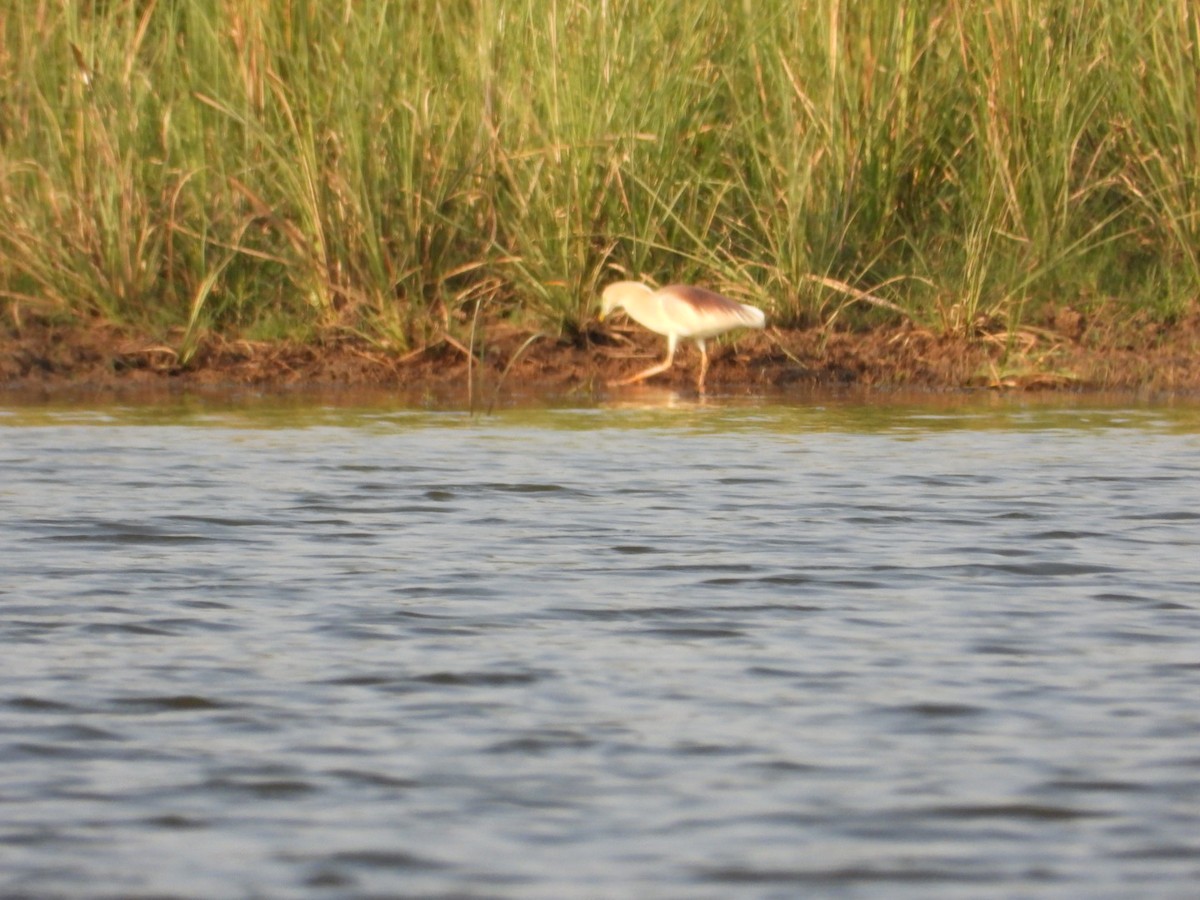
[2,396,1199,898]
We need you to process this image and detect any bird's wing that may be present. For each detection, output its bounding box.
[657,285,764,333]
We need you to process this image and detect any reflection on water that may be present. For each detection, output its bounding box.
[2,395,1199,897]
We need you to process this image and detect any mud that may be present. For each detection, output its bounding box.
[3,304,1200,404]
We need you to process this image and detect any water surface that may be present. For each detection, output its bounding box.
[2,395,1199,897]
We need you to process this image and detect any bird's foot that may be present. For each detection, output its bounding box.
[608,374,655,387]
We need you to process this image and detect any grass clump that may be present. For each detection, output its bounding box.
[2,0,1198,357]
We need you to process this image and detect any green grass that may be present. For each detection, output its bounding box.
[2,0,1198,353]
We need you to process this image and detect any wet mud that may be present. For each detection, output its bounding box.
[4,304,1200,402]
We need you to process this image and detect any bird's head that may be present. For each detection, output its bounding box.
[598,281,653,321]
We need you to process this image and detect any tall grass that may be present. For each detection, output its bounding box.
[2,0,1198,352]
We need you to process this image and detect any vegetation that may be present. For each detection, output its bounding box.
[2,0,1198,356]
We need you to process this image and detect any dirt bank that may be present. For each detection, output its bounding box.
[4,305,1200,403]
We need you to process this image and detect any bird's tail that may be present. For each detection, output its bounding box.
[741,304,767,329]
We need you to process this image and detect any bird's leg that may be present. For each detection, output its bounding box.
[695,339,709,394]
[611,334,677,386]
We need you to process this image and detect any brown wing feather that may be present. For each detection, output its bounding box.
[657,284,765,332]
[658,284,743,314]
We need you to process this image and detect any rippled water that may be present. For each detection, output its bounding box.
[2,396,1199,898]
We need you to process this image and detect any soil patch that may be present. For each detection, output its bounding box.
[4,305,1200,403]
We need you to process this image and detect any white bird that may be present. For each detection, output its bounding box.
[598,281,766,392]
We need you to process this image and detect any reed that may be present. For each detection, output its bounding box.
[2,0,1197,353]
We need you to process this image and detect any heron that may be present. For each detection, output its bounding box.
[598,281,766,392]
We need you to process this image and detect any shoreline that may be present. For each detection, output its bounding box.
[4,310,1200,404]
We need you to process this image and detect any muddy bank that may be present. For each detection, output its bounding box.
[4,306,1200,403]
